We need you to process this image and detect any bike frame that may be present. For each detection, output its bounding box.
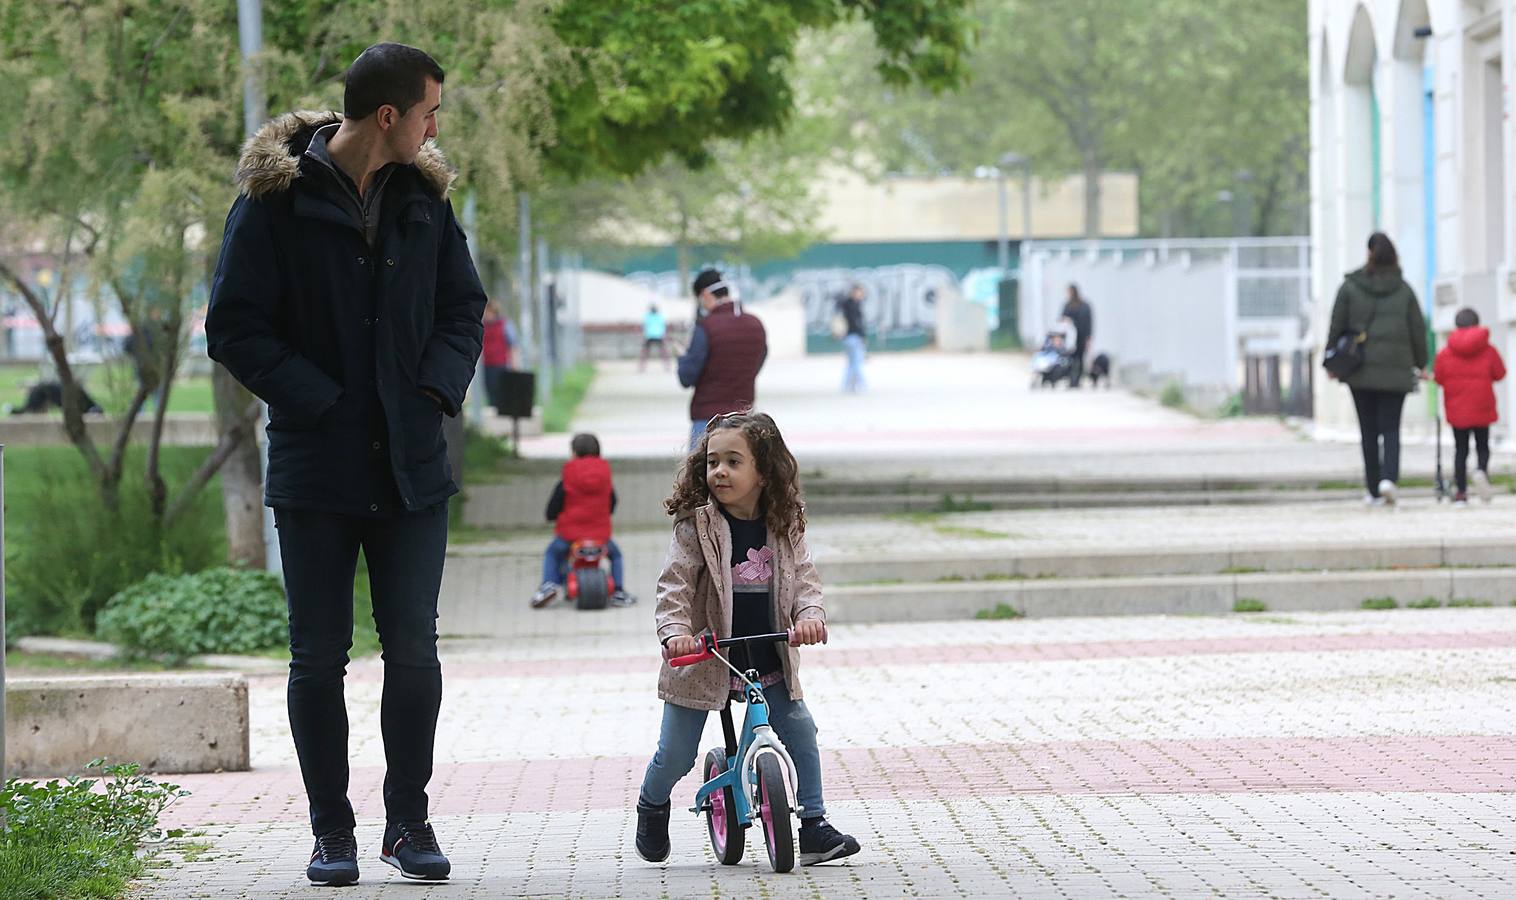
[686,641,804,825]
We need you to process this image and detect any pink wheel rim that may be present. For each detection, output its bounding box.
[709,761,728,848]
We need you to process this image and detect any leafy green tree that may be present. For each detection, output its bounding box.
[813,0,1307,237]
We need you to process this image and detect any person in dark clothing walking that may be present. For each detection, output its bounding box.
[1060,284,1094,387]
[1326,232,1429,507]
[837,284,868,393]
[676,269,767,450]
[1434,307,1506,506]
[205,43,485,886]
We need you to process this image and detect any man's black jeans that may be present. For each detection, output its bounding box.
[274,504,448,838]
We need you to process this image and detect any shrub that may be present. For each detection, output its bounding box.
[1360,597,1398,610]
[5,446,224,638]
[96,567,286,663]
[1159,381,1187,409]
[1233,598,1267,613]
[1407,597,1442,609]
[0,760,188,899]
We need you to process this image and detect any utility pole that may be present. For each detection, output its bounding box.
[236,0,277,574]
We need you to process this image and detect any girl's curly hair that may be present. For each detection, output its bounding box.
[665,411,805,534]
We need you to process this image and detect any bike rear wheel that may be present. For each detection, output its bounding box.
[755,752,794,873]
[703,748,744,865]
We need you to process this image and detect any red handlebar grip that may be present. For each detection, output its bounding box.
[668,649,713,667]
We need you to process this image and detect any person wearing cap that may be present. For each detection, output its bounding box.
[677,269,768,450]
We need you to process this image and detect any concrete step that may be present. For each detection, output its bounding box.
[825,567,1516,623]
[820,538,1514,584]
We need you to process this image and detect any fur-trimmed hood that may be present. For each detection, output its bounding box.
[234,110,456,200]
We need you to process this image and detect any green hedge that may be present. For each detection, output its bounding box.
[96,567,287,663]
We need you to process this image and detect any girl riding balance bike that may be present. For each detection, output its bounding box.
[634,412,861,868]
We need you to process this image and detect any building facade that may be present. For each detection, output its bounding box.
[1311,0,1513,438]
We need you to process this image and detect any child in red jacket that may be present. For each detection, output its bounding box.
[530,433,636,607]
[1434,308,1507,505]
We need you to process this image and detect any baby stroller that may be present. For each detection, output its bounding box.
[1030,332,1074,388]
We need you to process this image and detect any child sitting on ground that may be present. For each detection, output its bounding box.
[530,433,635,607]
[634,411,861,867]
[1434,307,1507,506]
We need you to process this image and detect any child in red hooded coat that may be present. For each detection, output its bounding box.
[530,433,636,607]
[1434,307,1507,505]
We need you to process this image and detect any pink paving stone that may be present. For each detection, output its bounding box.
[340,630,1516,683]
[162,734,1516,828]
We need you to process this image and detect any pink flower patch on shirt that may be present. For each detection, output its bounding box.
[732,546,774,583]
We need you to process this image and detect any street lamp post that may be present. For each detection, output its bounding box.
[1000,152,1032,252]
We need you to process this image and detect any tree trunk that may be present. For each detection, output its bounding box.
[1082,148,1102,239]
[213,363,266,566]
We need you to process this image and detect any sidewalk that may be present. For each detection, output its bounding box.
[142,610,1516,898]
[129,353,1516,897]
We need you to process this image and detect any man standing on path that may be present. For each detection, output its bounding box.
[677,269,767,449]
[206,43,484,887]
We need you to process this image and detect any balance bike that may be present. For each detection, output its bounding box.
[564,540,613,610]
[669,631,802,872]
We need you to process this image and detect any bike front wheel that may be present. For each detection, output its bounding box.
[703,748,744,865]
[755,752,794,873]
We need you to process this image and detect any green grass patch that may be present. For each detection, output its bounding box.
[1232,598,1267,613]
[935,494,994,514]
[1221,566,1265,575]
[1360,597,1399,610]
[936,572,1022,583]
[974,603,1025,620]
[931,525,1012,540]
[542,363,596,433]
[1448,597,1494,608]
[1407,597,1442,609]
[1159,381,1186,409]
[0,760,188,900]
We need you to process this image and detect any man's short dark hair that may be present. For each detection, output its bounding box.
[344,43,445,120]
[1455,307,1480,328]
[571,433,601,457]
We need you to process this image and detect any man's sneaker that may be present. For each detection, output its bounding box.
[379,820,450,881]
[635,798,671,862]
[798,817,860,866]
[307,828,359,886]
[1474,469,1494,504]
[1453,492,1469,508]
[611,589,638,608]
[530,582,560,609]
[1378,479,1398,506]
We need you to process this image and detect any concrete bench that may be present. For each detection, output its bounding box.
[5,673,250,778]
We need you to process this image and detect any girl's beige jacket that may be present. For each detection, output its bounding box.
[654,503,826,711]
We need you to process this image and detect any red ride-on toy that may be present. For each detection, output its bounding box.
[565,540,614,610]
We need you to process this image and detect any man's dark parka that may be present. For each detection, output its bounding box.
[206,110,485,515]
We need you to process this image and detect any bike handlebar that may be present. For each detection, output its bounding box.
[667,631,792,668]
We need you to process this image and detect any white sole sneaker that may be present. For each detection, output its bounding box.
[1378,480,1397,506]
[1474,470,1494,504]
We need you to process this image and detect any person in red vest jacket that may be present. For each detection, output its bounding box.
[677,269,767,450]
[481,300,514,411]
[530,433,635,607]
[1434,307,1507,506]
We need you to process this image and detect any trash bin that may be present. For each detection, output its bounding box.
[495,370,536,418]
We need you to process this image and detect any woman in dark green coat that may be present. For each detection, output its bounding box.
[1326,232,1429,506]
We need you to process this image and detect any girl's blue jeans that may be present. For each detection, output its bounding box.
[639,693,826,820]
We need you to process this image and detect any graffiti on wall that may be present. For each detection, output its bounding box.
[625,264,959,334]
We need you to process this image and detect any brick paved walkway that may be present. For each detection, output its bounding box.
[138,609,1516,898]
